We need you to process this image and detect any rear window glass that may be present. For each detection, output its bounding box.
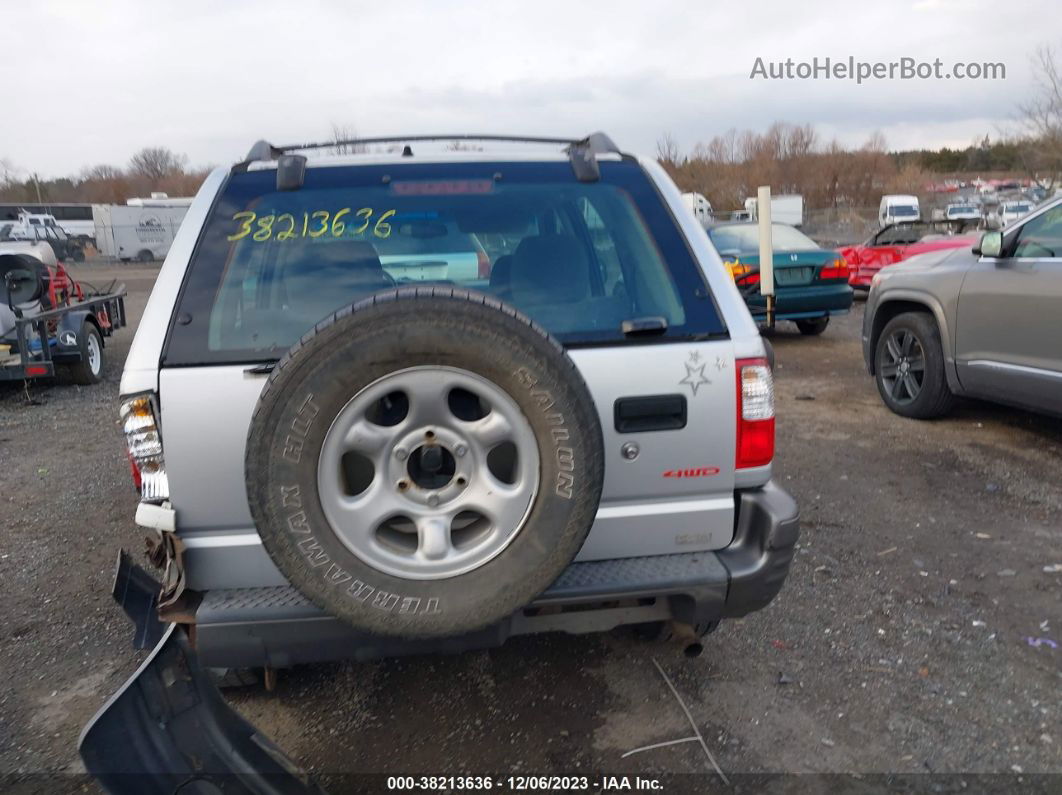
[164,160,724,365]
[889,205,919,217]
[708,223,819,255]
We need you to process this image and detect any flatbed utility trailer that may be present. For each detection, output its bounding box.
[1,245,127,384]
[0,288,127,381]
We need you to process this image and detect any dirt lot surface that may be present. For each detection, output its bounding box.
[1,263,1059,789]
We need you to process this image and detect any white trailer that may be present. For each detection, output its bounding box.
[93,200,190,262]
[680,192,714,226]
[743,194,804,227]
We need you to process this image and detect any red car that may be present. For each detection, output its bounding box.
[839,222,978,289]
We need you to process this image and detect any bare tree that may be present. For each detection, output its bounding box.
[655,133,682,166]
[1017,44,1062,188]
[0,158,21,185]
[330,123,367,154]
[128,147,188,182]
[80,163,124,182]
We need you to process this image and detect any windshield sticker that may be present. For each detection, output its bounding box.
[227,208,396,242]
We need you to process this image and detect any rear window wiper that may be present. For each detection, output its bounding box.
[621,316,668,337]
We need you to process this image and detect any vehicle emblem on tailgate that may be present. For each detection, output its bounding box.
[678,350,710,396]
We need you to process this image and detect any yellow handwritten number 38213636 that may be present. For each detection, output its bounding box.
[227,208,396,242]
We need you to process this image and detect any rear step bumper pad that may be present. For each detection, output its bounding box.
[190,482,799,668]
[78,622,324,795]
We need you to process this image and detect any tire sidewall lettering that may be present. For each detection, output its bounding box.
[514,366,576,500]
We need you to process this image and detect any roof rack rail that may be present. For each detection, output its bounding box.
[237,132,622,183]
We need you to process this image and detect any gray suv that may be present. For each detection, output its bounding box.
[864,197,1062,418]
[111,133,798,668]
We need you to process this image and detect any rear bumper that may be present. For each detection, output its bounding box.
[122,482,798,667]
[745,284,854,319]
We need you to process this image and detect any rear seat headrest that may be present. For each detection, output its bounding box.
[511,235,591,305]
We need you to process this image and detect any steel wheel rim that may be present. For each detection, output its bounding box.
[880,329,925,405]
[317,366,541,580]
[86,333,101,375]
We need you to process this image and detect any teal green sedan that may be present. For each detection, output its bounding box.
[708,222,854,335]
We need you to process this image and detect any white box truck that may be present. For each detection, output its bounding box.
[878,195,921,227]
[93,197,191,262]
[680,192,714,226]
[743,194,804,227]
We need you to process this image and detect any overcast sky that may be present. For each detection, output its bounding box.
[2,0,1056,178]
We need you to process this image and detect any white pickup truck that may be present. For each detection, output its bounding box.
[0,210,85,261]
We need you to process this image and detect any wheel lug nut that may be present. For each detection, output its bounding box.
[427,493,439,507]
[397,480,409,491]
[394,448,408,461]
[454,444,467,457]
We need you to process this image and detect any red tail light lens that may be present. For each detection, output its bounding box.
[726,260,760,285]
[120,394,169,502]
[818,256,849,280]
[735,357,775,469]
[477,250,491,279]
[127,450,143,491]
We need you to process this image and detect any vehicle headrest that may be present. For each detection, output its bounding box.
[511,235,590,305]
[489,255,513,290]
[313,239,384,271]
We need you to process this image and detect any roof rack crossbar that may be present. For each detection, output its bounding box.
[238,132,622,183]
[268,133,619,155]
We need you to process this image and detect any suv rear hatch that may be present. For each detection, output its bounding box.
[150,158,741,590]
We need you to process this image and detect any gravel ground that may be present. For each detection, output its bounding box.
[0,264,1059,788]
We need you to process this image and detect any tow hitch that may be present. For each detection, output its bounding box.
[79,552,324,794]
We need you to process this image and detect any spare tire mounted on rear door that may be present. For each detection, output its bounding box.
[245,287,604,638]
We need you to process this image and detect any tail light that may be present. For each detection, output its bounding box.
[735,358,775,469]
[726,260,760,285]
[477,250,491,279]
[818,256,849,280]
[120,394,169,502]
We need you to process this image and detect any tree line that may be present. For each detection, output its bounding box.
[0,147,211,205]
[656,124,1058,212]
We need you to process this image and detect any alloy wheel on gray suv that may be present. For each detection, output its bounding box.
[874,312,955,419]
[879,328,925,405]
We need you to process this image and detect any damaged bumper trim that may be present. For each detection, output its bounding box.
[79,617,323,794]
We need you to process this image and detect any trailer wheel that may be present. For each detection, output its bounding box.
[136,250,154,263]
[68,324,104,385]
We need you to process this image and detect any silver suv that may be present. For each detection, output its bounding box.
[864,196,1062,419]
[114,133,799,667]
